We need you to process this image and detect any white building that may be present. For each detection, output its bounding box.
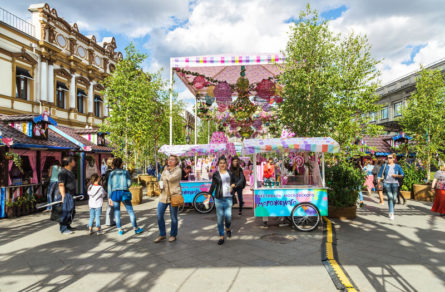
[0,3,122,128]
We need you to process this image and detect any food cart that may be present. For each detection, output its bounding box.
[242,137,340,231]
[158,142,236,213]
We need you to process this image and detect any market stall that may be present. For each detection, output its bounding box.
[159,142,236,213]
[242,137,340,231]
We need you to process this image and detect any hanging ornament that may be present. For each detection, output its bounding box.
[214,82,232,104]
[207,85,215,97]
[193,75,206,90]
[256,79,275,99]
[205,95,215,106]
[217,104,227,112]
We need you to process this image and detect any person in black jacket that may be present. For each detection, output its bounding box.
[209,156,234,245]
[230,156,246,215]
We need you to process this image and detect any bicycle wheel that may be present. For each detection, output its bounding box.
[290,202,320,232]
[193,192,215,214]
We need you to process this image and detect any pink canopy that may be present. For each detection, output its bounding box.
[171,54,284,99]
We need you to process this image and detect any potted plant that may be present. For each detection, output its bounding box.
[129,182,143,205]
[400,162,426,200]
[325,161,365,219]
[6,200,14,218]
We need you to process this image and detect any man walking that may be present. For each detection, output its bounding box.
[57,157,77,234]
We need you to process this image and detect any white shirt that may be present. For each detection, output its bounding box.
[88,185,106,209]
[220,172,231,197]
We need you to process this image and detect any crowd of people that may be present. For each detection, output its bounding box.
[45,151,445,240]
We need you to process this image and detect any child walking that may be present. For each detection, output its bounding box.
[88,174,106,235]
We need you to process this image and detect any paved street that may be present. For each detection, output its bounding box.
[0,194,444,292]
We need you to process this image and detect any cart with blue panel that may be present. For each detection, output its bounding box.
[242,137,340,231]
[158,143,236,214]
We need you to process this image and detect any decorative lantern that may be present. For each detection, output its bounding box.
[214,82,232,104]
[205,95,215,106]
[255,79,275,99]
[207,85,215,97]
[193,75,206,90]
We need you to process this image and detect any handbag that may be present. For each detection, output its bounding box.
[167,178,184,207]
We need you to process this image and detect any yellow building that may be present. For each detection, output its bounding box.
[0,3,121,128]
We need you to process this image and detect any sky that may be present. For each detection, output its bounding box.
[3,0,445,110]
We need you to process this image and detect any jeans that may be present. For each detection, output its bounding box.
[88,207,102,228]
[235,188,244,211]
[57,193,75,233]
[157,202,178,237]
[113,200,138,229]
[46,181,58,210]
[358,190,363,202]
[215,197,232,236]
[383,183,398,214]
[105,204,115,225]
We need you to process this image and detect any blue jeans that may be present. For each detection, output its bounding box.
[56,193,75,233]
[113,200,138,229]
[88,207,102,228]
[383,183,398,214]
[215,197,232,236]
[46,181,58,210]
[157,202,178,237]
[358,190,363,202]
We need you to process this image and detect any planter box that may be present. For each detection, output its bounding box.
[129,186,143,205]
[400,190,412,200]
[413,184,434,202]
[328,205,357,220]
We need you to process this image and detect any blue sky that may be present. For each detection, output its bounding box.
[3,0,445,108]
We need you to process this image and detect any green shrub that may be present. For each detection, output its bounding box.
[325,161,365,207]
[400,162,427,191]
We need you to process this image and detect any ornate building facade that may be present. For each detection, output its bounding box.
[0,3,121,128]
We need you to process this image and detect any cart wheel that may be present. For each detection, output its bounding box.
[193,192,215,214]
[290,202,320,232]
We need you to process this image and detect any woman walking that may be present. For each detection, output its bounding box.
[363,160,375,197]
[230,156,246,215]
[431,163,445,216]
[209,156,234,245]
[372,159,384,205]
[378,154,404,220]
[108,158,144,235]
[155,155,182,243]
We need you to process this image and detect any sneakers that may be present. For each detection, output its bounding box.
[96,229,103,235]
[217,238,225,245]
[62,230,73,235]
[359,202,364,208]
[134,228,144,235]
[88,229,93,235]
[226,230,232,238]
[118,229,124,236]
[389,213,395,220]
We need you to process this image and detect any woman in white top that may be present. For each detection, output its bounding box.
[208,156,234,245]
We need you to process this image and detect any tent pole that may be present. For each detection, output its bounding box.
[253,153,257,188]
[322,153,325,188]
[169,60,173,145]
[194,95,198,172]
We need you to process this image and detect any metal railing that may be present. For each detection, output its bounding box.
[0,7,35,37]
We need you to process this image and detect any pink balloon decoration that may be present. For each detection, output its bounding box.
[193,75,206,90]
[255,79,275,99]
[214,82,232,104]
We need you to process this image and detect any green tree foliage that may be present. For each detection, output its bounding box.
[278,5,382,159]
[101,43,186,168]
[197,119,218,144]
[400,68,445,181]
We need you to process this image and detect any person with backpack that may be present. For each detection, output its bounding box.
[87,174,106,235]
[108,158,144,236]
[378,154,404,220]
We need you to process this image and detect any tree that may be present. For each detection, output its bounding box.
[197,118,218,144]
[101,43,177,169]
[400,68,445,181]
[278,5,382,160]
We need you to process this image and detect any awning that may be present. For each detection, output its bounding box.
[159,143,236,157]
[16,67,33,80]
[242,137,340,154]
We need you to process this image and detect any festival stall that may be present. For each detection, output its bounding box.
[242,137,340,231]
[159,142,236,213]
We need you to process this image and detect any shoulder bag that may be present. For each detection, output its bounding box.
[167,172,184,207]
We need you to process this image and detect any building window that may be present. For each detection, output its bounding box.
[370,112,376,122]
[94,95,102,117]
[15,67,32,100]
[394,101,403,117]
[56,82,68,109]
[77,89,87,113]
[381,107,388,120]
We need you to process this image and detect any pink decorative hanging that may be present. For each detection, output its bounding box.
[255,79,275,99]
[214,82,232,104]
[193,75,206,90]
[217,104,227,112]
